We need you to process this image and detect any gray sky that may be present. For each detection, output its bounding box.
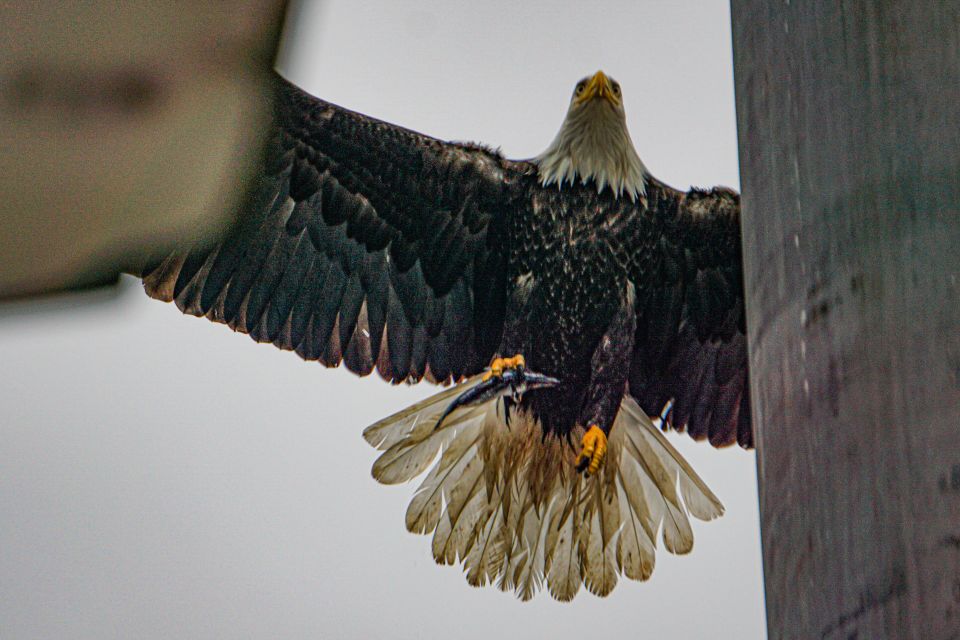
[0,1,765,638]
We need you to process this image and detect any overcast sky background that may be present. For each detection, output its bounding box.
[0,1,765,638]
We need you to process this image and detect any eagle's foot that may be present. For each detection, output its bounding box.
[433,355,558,432]
[483,354,526,381]
[575,425,607,476]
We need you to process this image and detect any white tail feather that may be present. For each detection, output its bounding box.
[362,379,725,601]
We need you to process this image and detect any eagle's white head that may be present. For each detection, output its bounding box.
[535,71,648,201]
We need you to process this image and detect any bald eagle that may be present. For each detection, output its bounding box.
[138,71,750,601]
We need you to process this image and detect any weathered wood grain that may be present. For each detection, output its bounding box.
[731,2,960,638]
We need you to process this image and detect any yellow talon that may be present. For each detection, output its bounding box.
[482,357,504,381]
[576,425,607,476]
[505,354,525,369]
[482,354,525,381]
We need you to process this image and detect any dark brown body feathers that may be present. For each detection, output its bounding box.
[139,76,752,449]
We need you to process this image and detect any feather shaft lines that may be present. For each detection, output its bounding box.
[364,384,724,601]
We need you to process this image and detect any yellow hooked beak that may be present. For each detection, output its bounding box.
[576,70,620,106]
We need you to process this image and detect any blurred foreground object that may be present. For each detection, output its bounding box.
[0,1,288,299]
[733,1,960,638]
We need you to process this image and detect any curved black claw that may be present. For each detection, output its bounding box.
[434,368,560,431]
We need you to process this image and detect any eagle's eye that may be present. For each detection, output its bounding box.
[612,83,621,96]
[575,82,586,95]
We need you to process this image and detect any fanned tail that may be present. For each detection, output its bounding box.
[363,384,724,602]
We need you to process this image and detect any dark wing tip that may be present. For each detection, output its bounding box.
[628,180,752,450]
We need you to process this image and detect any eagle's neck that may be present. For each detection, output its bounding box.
[534,103,648,201]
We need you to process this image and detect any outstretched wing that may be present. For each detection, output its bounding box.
[139,76,528,383]
[627,180,752,448]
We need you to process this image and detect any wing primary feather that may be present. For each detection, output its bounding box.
[259,231,314,344]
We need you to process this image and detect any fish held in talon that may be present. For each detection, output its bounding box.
[435,358,559,431]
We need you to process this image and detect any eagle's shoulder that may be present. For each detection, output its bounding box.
[684,185,740,221]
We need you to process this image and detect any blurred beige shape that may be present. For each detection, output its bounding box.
[0,1,288,299]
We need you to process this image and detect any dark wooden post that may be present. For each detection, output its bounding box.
[731,3,960,638]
